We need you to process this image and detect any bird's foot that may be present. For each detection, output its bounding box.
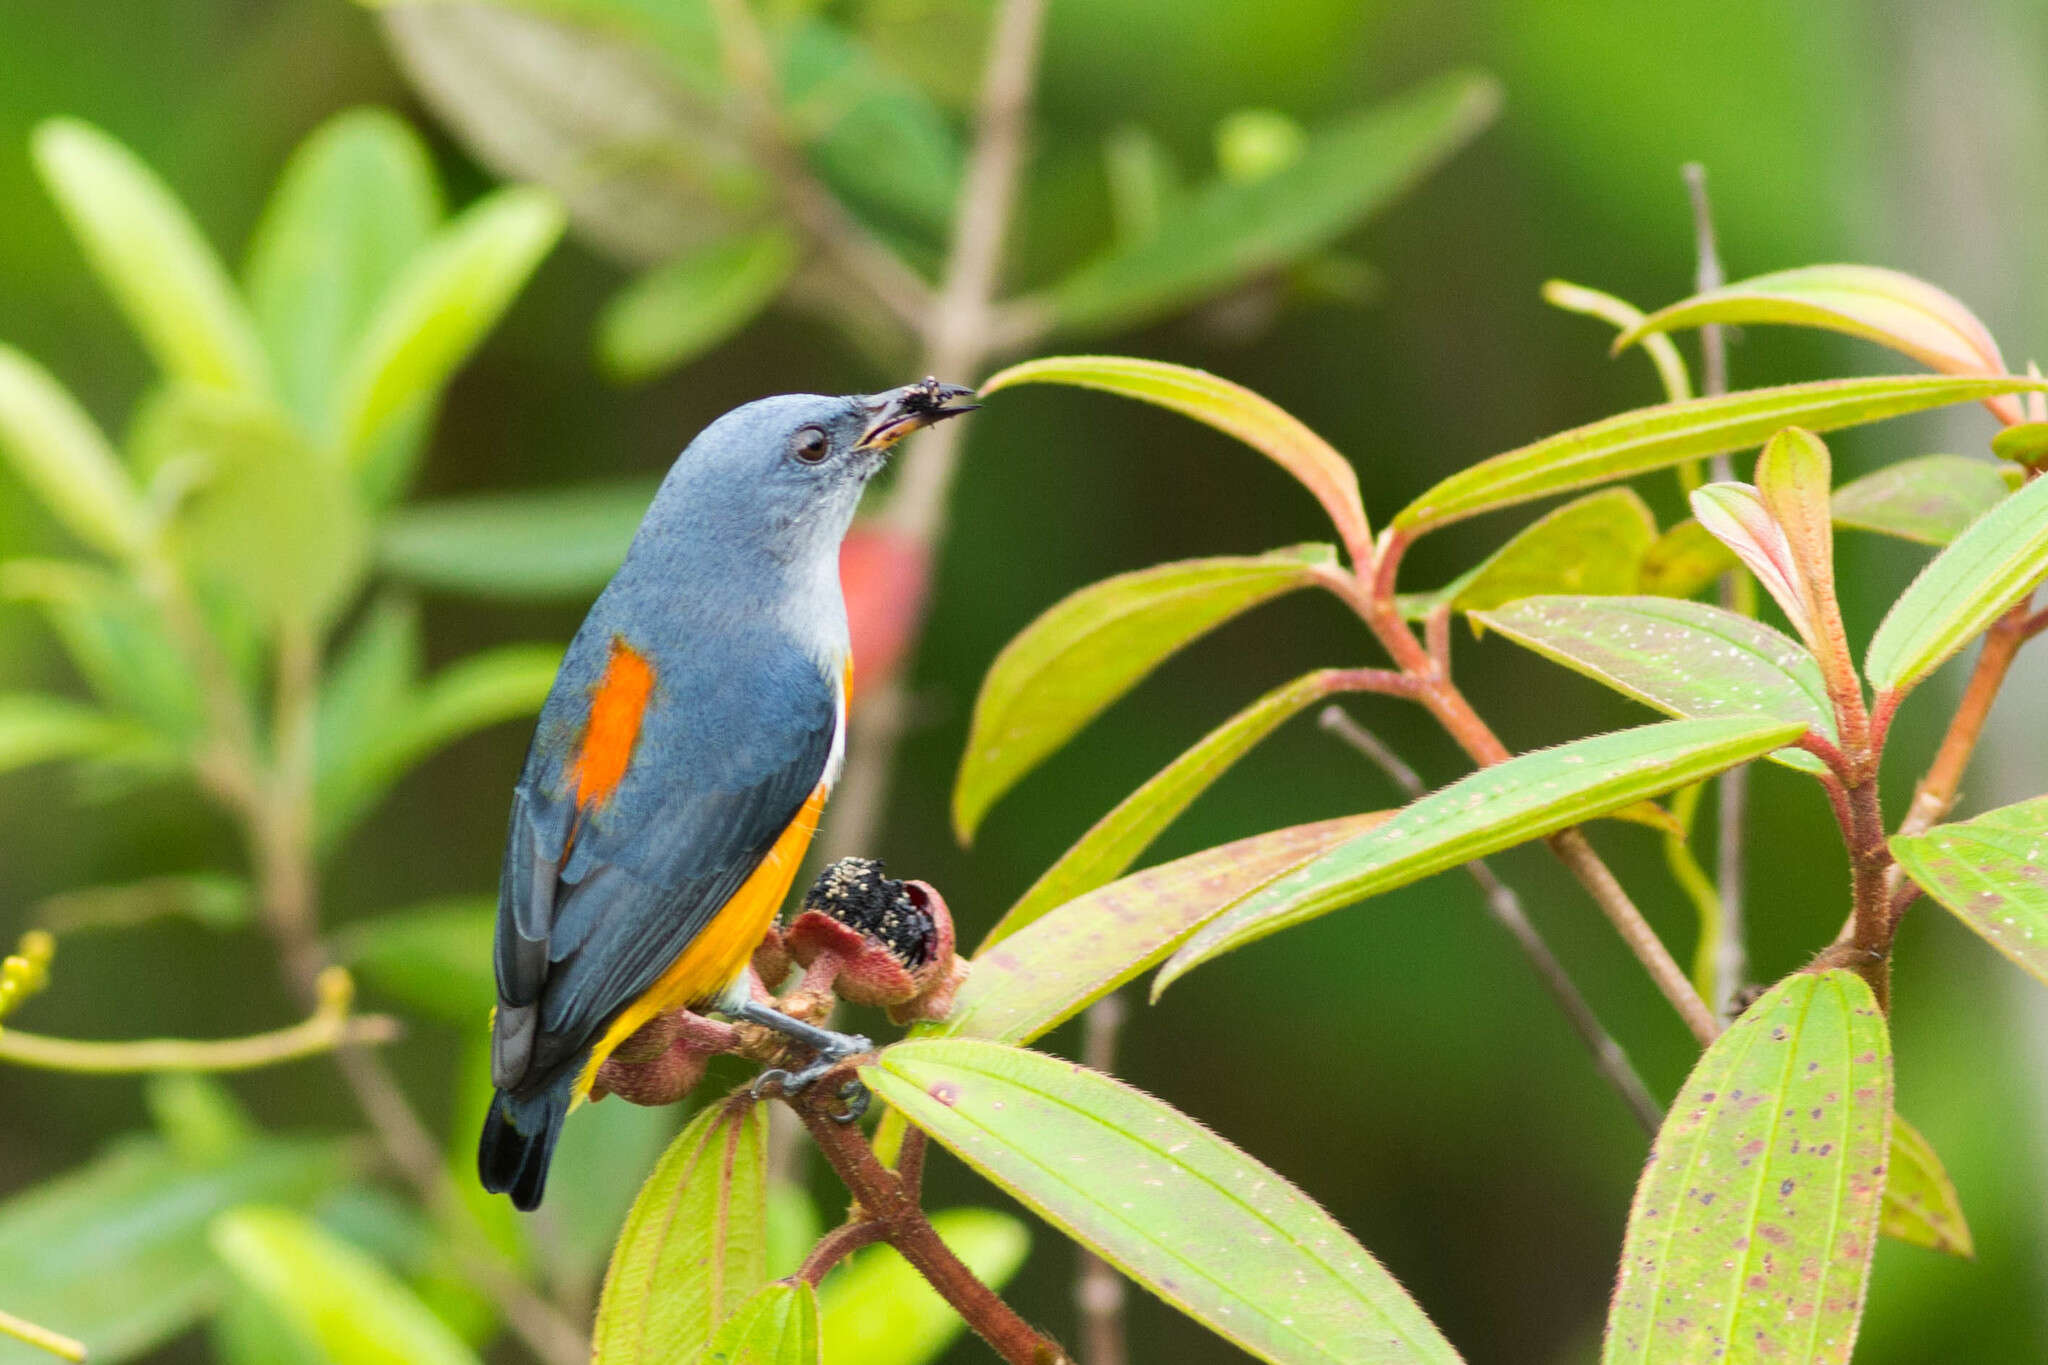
[730,999,873,1122]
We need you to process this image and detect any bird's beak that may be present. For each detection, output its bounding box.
[854,377,980,452]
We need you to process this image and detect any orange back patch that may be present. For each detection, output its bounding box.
[571,638,655,810]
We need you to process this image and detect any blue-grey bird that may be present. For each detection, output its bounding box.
[479,379,976,1210]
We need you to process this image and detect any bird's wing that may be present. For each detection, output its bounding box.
[491,639,838,1093]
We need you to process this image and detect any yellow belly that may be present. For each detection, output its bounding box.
[573,783,828,1103]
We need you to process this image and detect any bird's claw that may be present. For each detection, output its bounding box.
[749,1029,872,1122]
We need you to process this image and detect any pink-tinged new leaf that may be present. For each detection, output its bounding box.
[1690,483,1818,649]
[980,356,1370,555]
[1615,264,2019,423]
[1603,970,1892,1365]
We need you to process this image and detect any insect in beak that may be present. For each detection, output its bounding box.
[854,376,980,451]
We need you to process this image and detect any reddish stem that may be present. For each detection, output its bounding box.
[797,1092,1064,1363]
[797,1219,888,1286]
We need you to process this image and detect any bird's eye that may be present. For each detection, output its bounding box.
[792,426,830,464]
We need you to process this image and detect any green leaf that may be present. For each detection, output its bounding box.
[0,694,149,777]
[1881,1116,1973,1259]
[30,119,270,395]
[1045,72,1499,335]
[0,559,203,741]
[210,1287,324,1365]
[0,1135,349,1365]
[992,673,1386,943]
[145,1073,258,1165]
[0,347,150,559]
[140,386,369,629]
[1603,970,1891,1365]
[1473,596,1833,773]
[316,644,560,845]
[1991,420,2048,467]
[1635,519,1736,598]
[332,899,494,1025]
[1615,265,2014,422]
[1891,795,2048,988]
[1391,375,2046,538]
[818,1209,1029,1365]
[598,229,798,383]
[1864,466,2048,694]
[316,595,422,797]
[378,479,656,600]
[953,546,1335,841]
[209,1205,482,1365]
[947,815,1389,1045]
[244,107,442,439]
[593,1096,768,1365]
[542,1093,682,1308]
[1101,124,1180,247]
[1398,488,1656,618]
[1158,716,1805,993]
[981,356,1368,551]
[865,1040,1461,1365]
[697,1282,819,1365]
[332,185,565,488]
[1831,454,2013,545]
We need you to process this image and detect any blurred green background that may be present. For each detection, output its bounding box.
[3,1,2046,1361]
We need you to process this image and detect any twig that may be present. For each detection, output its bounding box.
[1320,707,1663,1132]
[796,1219,887,1287]
[797,1087,1067,1363]
[821,0,1052,861]
[704,0,934,330]
[1075,998,1130,1365]
[0,966,397,1073]
[1683,163,1749,1020]
[0,1307,85,1363]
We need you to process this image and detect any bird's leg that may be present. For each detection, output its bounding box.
[729,998,873,1122]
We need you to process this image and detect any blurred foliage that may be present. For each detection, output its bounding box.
[1,0,2046,1363]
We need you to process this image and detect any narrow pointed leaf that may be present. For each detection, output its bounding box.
[209,1206,482,1365]
[1754,427,1838,630]
[1891,795,2048,987]
[981,357,1367,551]
[1832,454,2012,545]
[244,107,442,436]
[317,644,560,845]
[333,185,565,479]
[1603,970,1891,1365]
[1615,265,2015,422]
[1045,72,1498,337]
[0,346,150,559]
[379,479,656,599]
[818,1209,1029,1365]
[952,546,1335,841]
[31,119,270,394]
[953,815,1391,1043]
[696,1282,818,1365]
[1473,596,1832,774]
[1865,471,2048,693]
[865,1040,1461,1365]
[1690,482,1817,648]
[1392,375,2045,537]
[1636,519,1737,598]
[598,228,798,383]
[1,559,203,740]
[593,1096,767,1365]
[1540,280,1692,402]
[0,694,150,776]
[1881,1116,1973,1258]
[1160,717,1804,992]
[996,670,1383,939]
[1399,487,1655,618]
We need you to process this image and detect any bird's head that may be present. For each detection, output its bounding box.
[655,378,977,566]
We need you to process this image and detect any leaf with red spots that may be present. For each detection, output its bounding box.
[1603,970,1892,1365]
[592,1095,766,1365]
[1891,795,2048,988]
[864,1039,1461,1365]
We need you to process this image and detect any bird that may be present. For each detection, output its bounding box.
[478,378,977,1211]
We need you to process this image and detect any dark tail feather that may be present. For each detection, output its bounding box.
[478,1082,570,1211]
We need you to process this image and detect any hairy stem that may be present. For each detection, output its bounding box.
[796,1218,887,1287]
[1321,707,1664,1132]
[799,1094,1066,1363]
